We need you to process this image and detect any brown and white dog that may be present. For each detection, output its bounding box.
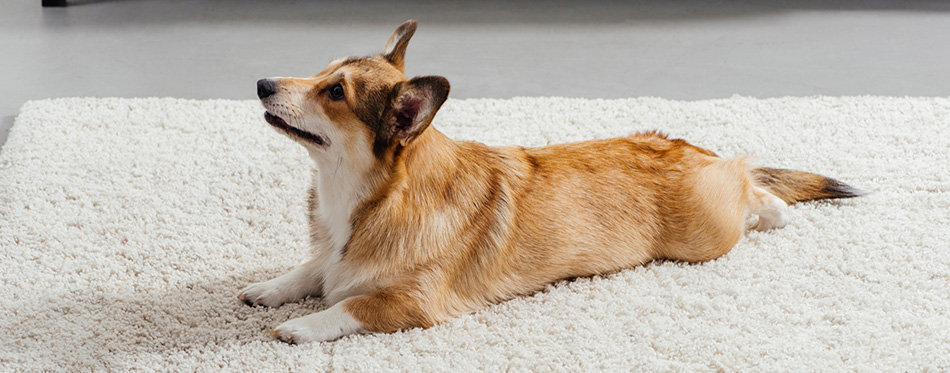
[239,20,861,344]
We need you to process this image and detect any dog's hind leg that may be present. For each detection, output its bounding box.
[748,187,788,231]
[657,157,750,262]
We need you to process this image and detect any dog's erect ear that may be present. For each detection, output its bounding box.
[382,20,417,72]
[384,76,450,146]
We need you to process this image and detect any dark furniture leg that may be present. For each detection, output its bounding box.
[42,0,67,7]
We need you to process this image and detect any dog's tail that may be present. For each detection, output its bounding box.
[751,167,864,204]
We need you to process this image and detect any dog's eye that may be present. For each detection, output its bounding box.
[329,84,345,101]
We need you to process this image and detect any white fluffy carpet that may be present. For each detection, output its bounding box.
[1,96,948,371]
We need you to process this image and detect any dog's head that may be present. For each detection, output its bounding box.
[257,20,450,164]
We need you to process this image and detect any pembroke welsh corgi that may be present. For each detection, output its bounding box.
[239,20,861,344]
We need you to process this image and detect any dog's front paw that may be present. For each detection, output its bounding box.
[270,303,363,344]
[271,317,319,345]
[238,280,298,308]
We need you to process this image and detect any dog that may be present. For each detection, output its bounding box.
[239,20,862,344]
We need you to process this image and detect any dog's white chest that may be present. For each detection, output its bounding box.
[317,196,354,256]
[311,168,377,304]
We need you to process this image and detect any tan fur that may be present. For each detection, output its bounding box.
[246,20,862,342]
[338,131,761,332]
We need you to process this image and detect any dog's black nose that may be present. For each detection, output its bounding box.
[257,79,276,99]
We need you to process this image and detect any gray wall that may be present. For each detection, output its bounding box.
[3,0,950,148]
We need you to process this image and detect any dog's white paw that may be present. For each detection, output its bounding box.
[238,279,301,308]
[270,303,363,344]
[750,190,789,232]
[239,263,325,307]
[753,199,788,231]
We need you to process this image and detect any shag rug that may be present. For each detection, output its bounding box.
[1,96,948,371]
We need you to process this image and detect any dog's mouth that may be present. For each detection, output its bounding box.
[264,112,326,146]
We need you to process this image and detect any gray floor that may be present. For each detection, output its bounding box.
[3,0,950,149]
